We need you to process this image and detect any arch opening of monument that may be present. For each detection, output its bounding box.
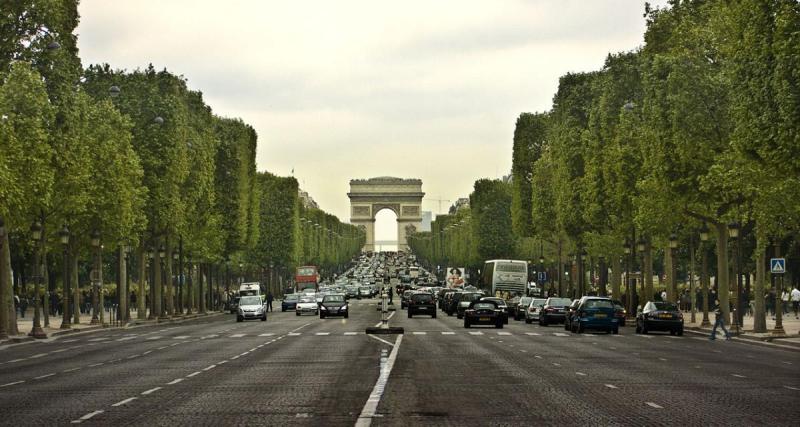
[374,208,399,252]
[348,177,424,253]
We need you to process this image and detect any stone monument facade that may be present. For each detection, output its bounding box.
[347,177,424,252]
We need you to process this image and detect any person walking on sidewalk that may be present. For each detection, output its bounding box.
[782,288,790,314]
[791,286,800,319]
[710,299,731,341]
[266,292,273,312]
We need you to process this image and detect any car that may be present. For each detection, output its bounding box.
[401,290,415,309]
[237,295,267,322]
[513,297,533,321]
[229,296,240,314]
[524,298,547,324]
[295,296,318,316]
[538,297,572,326]
[408,292,436,318]
[281,294,299,312]
[563,299,581,331]
[358,286,372,299]
[636,301,684,335]
[463,300,504,329]
[455,292,484,319]
[611,299,627,327]
[569,297,619,334]
[345,286,359,299]
[507,295,521,316]
[319,294,348,318]
[480,297,509,324]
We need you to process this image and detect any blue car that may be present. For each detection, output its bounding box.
[569,297,619,334]
[281,294,299,312]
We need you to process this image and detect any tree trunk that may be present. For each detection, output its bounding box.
[715,223,731,323]
[199,263,206,314]
[72,253,80,325]
[665,245,674,303]
[753,234,767,333]
[165,237,173,316]
[644,241,653,301]
[154,238,162,318]
[118,246,128,322]
[1,230,18,336]
[611,255,621,301]
[137,245,146,319]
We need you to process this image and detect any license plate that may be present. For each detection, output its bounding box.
[418,307,427,310]
[594,313,606,318]
[479,317,489,321]
[659,314,672,319]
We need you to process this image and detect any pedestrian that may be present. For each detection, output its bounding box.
[660,290,667,302]
[791,286,800,319]
[19,296,28,318]
[388,285,394,304]
[767,288,776,317]
[781,288,790,314]
[710,299,731,341]
[266,291,274,312]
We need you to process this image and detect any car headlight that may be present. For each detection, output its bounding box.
[320,306,327,310]
[340,305,347,310]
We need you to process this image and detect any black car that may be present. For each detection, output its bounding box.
[408,292,437,318]
[281,294,299,312]
[455,292,484,319]
[480,297,509,324]
[513,297,533,321]
[400,290,415,309]
[611,299,627,327]
[319,294,348,319]
[636,301,684,335]
[463,300,504,329]
[228,296,240,314]
[563,299,581,331]
[538,297,572,326]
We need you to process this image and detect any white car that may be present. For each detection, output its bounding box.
[295,296,318,316]
[237,296,267,322]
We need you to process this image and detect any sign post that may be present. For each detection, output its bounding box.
[770,258,786,336]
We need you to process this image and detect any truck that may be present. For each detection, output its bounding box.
[295,265,320,293]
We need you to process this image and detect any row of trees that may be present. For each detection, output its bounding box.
[0,1,363,336]
[411,0,799,332]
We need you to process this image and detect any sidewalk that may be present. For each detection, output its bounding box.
[4,308,222,344]
[682,309,800,349]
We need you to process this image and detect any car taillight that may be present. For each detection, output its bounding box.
[529,307,536,312]
[545,308,554,313]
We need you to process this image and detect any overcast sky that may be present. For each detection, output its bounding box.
[76,0,665,249]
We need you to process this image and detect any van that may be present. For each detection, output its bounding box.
[239,282,262,298]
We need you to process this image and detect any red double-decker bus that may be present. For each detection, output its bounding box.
[295,265,319,292]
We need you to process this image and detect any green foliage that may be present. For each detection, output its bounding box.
[470,179,514,261]
[511,112,547,237]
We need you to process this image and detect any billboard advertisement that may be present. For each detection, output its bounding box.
[446,267,466,288]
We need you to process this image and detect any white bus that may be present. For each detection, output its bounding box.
[482,260,528,297]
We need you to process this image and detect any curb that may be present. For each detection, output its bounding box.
[685,327,800,351]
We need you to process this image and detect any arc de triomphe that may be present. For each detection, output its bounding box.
[348,177,424,252]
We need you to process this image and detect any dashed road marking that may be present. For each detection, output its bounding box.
[62,339,78,343]
[203,364,217,371]
[143,350,153,355]
[344,332,359,336]
[576,372,587,376]
[52,349,68,353]
[230,355,240,360]
[497,332,512,336]
[784,386,799,391]
[468,331,484,335]
[520,350,527,353]
[187,371,202,378]
[167,378,184,385]
[604,384,618,389]
[315,332,330,336]
[88,337,109,342]
[412,331,427,335]
[230,334,245,338]
[441,332,455,335]
[552,363,561,367]
[71,410,103,424]
[126,355,140,359]
[157,346,167,350]
[30,353,48,359]
[141,387,162,395]
[34,373,55,380]
[731,374,746,378]
[658,358,667,361]
[63,367,81,373]
[645,402,663,409]
[534,355,542,359]
[111,397,137,407]
[146,336,162,340]
[173,336,190,340]
[0,381,24,388]
[553,333,569,337]
[525,332,541,336]
[218,360,228,365]
[88,363,104,367]
[288,332,302,336]
[259,333,275,337]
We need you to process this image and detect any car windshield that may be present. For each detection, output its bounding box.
[583,299,613,309]
[284,294,298,301]
[299,297,316,303]
[463,293,482,302]
[240,289,258,296]
[483,298,506,306]
[324,295,344,303]
[548,298,572,306]
[654,302,678,311]
[531,299,546,307]
[239,296,261,306]
[519,297,532,305]
[412,294,433,302]
[472,303,495,310]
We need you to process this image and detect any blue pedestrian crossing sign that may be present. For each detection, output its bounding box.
[770,258,786,274]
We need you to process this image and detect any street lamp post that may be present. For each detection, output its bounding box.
[637,238,646,311]
[699,224,711,327]
[669,233,678,304]
[59,226,71,329]
[158,244,166,319]
[728,222,741,336]
[624,240,633,319]
[173,251,180,315]
[29,221,47,338]
[0,217,7,339]
[147,247,155,320]
[90,229,101,325]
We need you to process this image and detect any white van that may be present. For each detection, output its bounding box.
[239,282,262,298]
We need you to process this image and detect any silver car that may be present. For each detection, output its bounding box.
[237,296,267,322]
[524,298,547,324]
[295,296,318,316]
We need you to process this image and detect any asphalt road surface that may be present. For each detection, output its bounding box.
[1,299,798,426]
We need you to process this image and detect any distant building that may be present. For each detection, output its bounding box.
[421,211,432,231]
[451,197,470,213]
[298,189,318,209]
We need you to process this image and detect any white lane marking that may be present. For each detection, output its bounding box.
[553,333,569,337]
[288,333,301,336]
[344,332,359,335]
[784,386,799,391]
[315,332,330,336]
[141,387,162,395]
[30,353,48,359]
[203,365,217,371]
[519,350,527,353]
[88,363,104,367]
[552,363,561,367]
[645,402,663,409]
[157,346,167,350]
[441,332,455,335]
[34,373,55,380]
[230,334,245,338]
[111,397,137,407]
[731,374,746,378]
[534,355,543,359]
[167,378,184,385]
[127,355,140,359]
[249,348,257,352]
[70,410,104,424]
[173,336,189,340]
[142,350,153,355]
[259,333,275,337]
[7,359,24,363]
[290,322,312,333]
[230,355,240,360]
[0,381,24,388]
[635,335,653,339]
[783,361,793,365]
[525,332,541,336]
[373,311,397,328]
[218,360,228,365]
[468,331,484,335]
[575,372,587,376]
[51,349,67,353]
[412,331,427,335]
[605,384,618,389]
[88,337,109,342]
[63,367,81,373]
[186,371,201,377]
[146,336,162,340]
[658,358,667,361]
[355,335,403,427]
[62,339,78,343]
[367,334,395,347]
[116,337,136,341]
[497,332,512,336]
